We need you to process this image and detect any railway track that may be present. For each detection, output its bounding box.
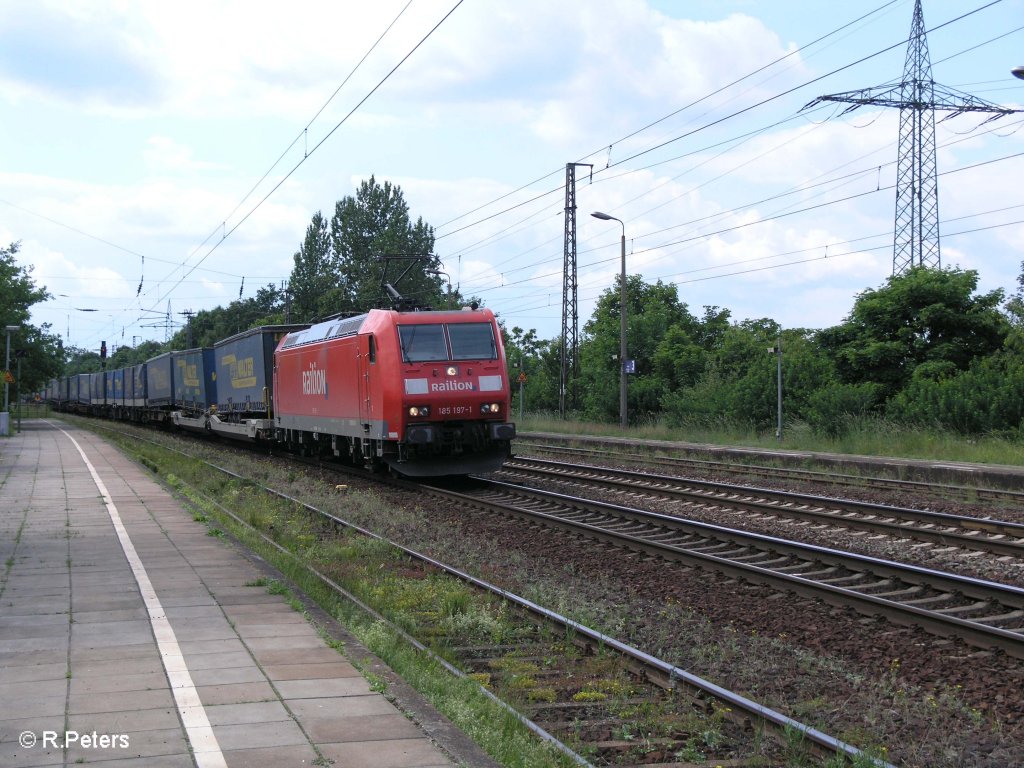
[432,475,1024,660]
[75,419,890,766]
[497,456,1024,558]
[515,437,1024,505]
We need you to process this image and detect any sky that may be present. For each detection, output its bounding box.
[2,0,1023,356]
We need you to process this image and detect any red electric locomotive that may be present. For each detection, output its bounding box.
[273,307,516,476]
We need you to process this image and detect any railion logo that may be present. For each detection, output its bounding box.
[431,381,474,392]
[302,363,327,397]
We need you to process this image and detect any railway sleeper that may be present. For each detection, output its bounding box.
[970,609,1024,627]
[901,592,961,608]
[871,584,928,599]
[856,578,897,593]
[816,573,878,587]
[791,565,841,578]
[931,600,993,616]
[683,541,738,555]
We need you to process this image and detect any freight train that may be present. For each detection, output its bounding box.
[47,307,516,476]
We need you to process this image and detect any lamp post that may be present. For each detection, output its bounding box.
[4,325,19,433]
[767,337,783,441]
[591,212,628,428]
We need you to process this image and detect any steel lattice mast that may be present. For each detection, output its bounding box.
[559,162,591,418]
[805,0,1019,275]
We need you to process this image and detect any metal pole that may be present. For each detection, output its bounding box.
[3,326,16,433]
[15,354,21,433]
[776,336,783,441]
[619,230,628,429]
[519,363,525,423]
[3,329,10,415]
[591,212,629,429]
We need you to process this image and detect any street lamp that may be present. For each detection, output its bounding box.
[591,212,628,428]
[4,324,19,430]
[1013,66,1024,81]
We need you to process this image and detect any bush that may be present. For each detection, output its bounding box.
[804,382,883,438]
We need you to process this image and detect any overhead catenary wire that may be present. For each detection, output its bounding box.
[29,0,1018,351]
[433,0,1011,287]
[465,149,1024,310]
[136,0,467,327]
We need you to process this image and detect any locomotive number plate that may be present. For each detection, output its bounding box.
[438,405,473,416]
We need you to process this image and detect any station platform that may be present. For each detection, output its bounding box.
[0,421,495,768]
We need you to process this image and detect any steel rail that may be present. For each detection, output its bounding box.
[516,436,1024,503]
[501,456,1024,556]
[65,419,892,766]
[448,477,1024,659]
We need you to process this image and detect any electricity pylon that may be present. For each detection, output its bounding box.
[805,0,1019,275]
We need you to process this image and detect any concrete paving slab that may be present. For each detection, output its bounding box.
[0,744,64,768]
[71,607,150,624]
[70,755,195,768]
[68,688,177,715]
[0,636,68,654]
[188,665,268,687]
[69,670,171,695]
[174,649,255,671]
[249,646,345,666]
[205,720,309,751]
[2,423,466,768]
[196,682,278,707]
[203,701,291,726]
[72,656,165,679]
[174,638,248,657]
[276,677,374,699]
[69,644,159,664]
[287,695,398,720]
[233,622,325,638]
[0,662,67,685]
[64,727,190,764]
[68,705,180,733]
[263,662,361,681]
[221,744,321,768]
[0,692,67,721]
[242,634,330,652]
[304,712,427,744]
[319,738,455,768]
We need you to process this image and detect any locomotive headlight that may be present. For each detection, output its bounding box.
[480,403,501,414]
[446,365,459,376]
[408,405,431,417]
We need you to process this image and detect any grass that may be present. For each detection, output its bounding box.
[97,429,577,768]
[68,417,1009,767]
[518,412,1024,466]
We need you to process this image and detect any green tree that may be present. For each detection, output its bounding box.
[168,284,286,349]
[1,241,63,394]
[579,276,696,423]
[818,267,1008,399]
[502,325,560,416]
[288,211,333,322]
[329,176,442,314]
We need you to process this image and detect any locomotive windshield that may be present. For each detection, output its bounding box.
[398,323,498,362]
[398,325,448,362]
[449,323,497,360]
